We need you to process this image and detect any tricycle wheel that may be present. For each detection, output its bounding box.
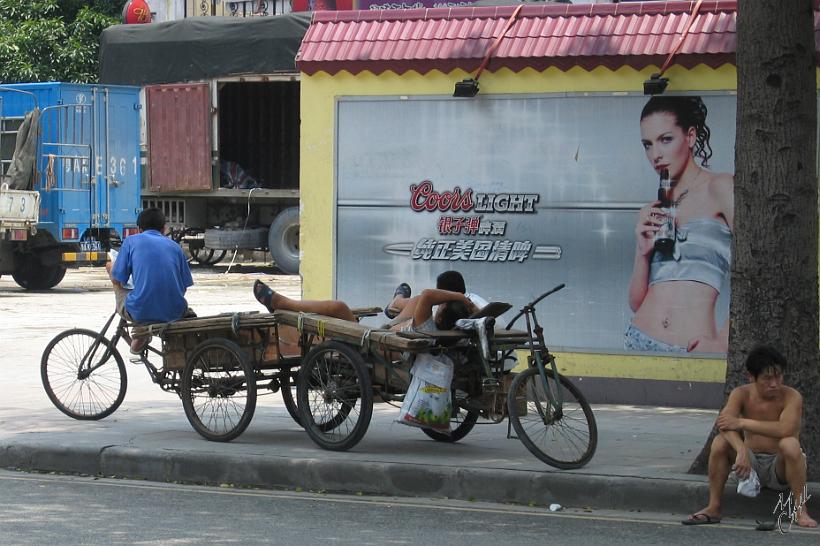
[421,399,479,443]
[507,367,597,469]
[279,367,301,426]
[297,341,373,451]
[285,364,354,431]
[181,338,257,442]
[41,328,127,420]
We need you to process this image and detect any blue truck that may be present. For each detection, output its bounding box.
[0,83,141,289]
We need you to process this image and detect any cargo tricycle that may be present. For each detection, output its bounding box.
[41,284,597,469]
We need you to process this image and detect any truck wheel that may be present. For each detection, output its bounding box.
[49,266,67,286]
[12,261,66,290]
[268,207,299,274]
[204,227,267,250]
[190,248,227,265]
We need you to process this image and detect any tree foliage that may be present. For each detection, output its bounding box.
[0,0,126,83]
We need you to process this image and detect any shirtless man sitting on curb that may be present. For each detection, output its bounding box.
[682,344,816,527]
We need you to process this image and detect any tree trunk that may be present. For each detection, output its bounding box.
[689,1,820,479]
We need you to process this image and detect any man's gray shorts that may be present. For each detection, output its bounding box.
[113,284,134,322]
[749,450,805,491]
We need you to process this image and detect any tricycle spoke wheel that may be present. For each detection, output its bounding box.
[507,367,597,469]
[41,329,127,420]
[181,338,256,442]
[279,367,302,426]
[297,341,372,451]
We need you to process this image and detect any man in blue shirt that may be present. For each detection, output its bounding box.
[108,208,193,352]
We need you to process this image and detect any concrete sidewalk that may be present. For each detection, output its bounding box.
[1,396,815,521]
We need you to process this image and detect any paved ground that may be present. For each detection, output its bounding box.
[0,266,817,529]
[4,470,820,544]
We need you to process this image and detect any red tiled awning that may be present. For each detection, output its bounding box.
[296,0,818,76]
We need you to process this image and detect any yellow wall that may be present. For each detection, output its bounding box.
[300,62,738,382]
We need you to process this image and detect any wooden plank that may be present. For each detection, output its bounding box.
[395,326,530,344]
[273,310,435,352]
[132,312,278,337]
[492,328,531,343]
[351,307,383,318]
[132,310,527,353]
[398,329,471,339]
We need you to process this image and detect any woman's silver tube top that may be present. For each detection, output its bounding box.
[648,218,731,292]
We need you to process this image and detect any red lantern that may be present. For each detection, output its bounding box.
[122,0,153,24]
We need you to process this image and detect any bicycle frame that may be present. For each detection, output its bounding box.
[76,312,121,380]
[77,312,166,386]
[506,284,567,418]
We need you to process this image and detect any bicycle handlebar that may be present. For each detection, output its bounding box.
[505,283,566,330]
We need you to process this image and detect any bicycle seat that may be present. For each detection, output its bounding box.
[469,302,512,320]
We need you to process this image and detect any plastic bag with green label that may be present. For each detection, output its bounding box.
[397,353,454,433]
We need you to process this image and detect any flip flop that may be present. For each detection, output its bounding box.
[681,513,721,526]
[384,283,411,319]
[755,520,776,531]
[253,280,276,312]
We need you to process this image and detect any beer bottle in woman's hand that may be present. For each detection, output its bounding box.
[654,168,675,255]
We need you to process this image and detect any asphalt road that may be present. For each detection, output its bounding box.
[1,469,817,545]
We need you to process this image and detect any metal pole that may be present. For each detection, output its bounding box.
[104,88,111,226]
[92,87,99,226]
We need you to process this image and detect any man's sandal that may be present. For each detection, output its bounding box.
[755,520,776,531]
[681,513,721,526]
[384,282,411,319]
[253,280,277,313]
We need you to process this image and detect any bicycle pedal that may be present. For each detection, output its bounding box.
[129,355,146,365]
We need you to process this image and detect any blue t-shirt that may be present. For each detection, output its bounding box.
[111,230,193,323]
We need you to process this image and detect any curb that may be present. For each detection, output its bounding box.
[2,442,812,518]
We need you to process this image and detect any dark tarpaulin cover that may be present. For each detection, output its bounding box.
[99,13,311,85]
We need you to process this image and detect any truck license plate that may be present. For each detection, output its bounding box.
[80,239,103,252]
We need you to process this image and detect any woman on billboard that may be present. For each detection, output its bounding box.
[625,96,733,354]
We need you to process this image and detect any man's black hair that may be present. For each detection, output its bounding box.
[137,207,166,232]
[436,300,470,331]
[745,344,787,378]
[436,270,466,293]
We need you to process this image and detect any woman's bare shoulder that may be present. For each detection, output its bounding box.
[707,171,734,194]
[706,172,734,223]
